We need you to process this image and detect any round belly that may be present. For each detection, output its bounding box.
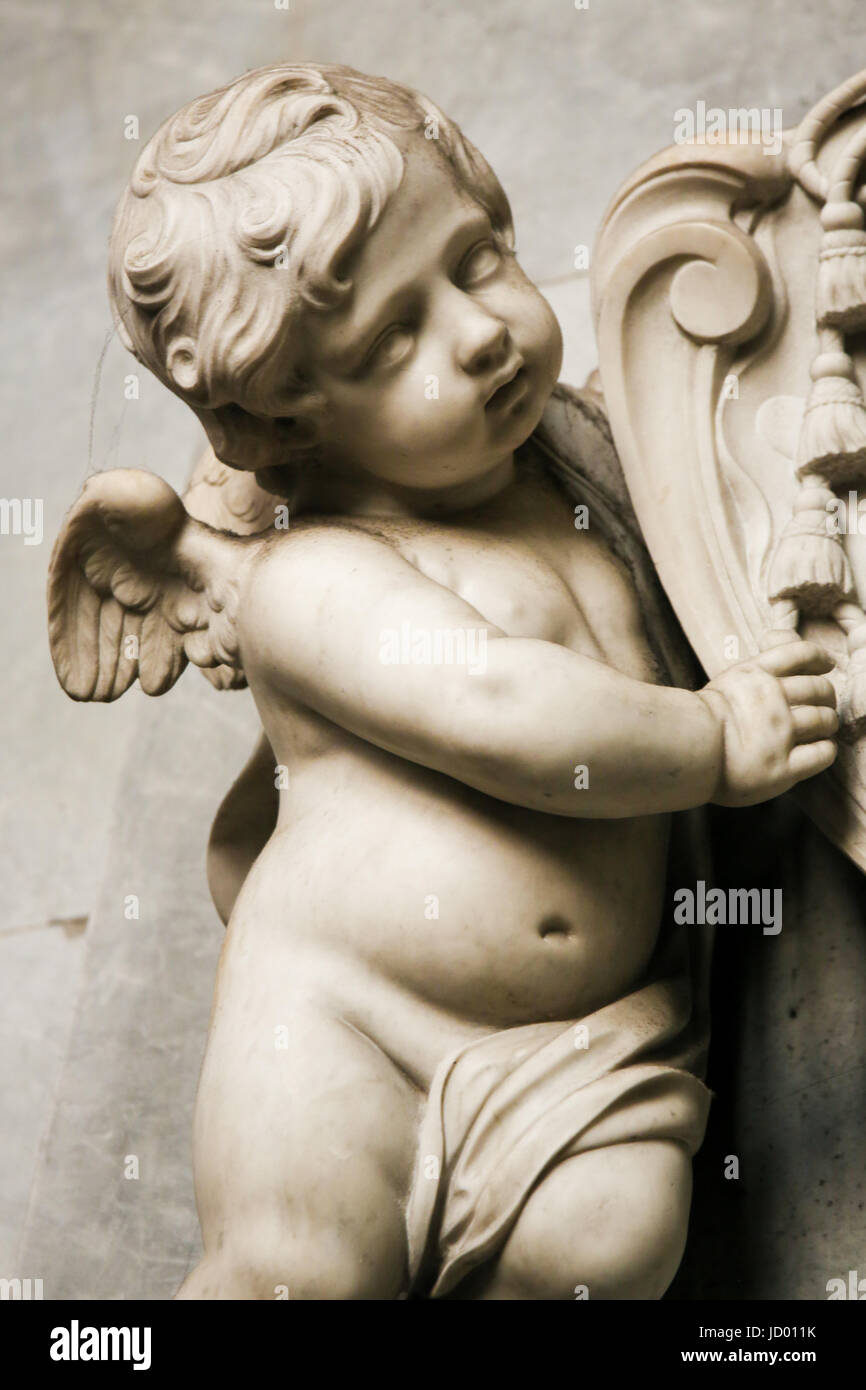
[234,760,670,1027]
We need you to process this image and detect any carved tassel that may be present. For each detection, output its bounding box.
[795,348,866,484]
[816,200,866,331]
[833,600,866,736]
[786,84,866,741]
[768,474,854,614]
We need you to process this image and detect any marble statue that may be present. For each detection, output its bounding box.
[47,63,858,1299]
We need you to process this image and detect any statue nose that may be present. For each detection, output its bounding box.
[457,313,509,375]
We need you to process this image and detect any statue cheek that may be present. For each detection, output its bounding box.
[511,284,562,359]
[543,307,565,371]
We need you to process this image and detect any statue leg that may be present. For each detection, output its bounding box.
[175,1006,422,1300]
[453,1139,692,1300]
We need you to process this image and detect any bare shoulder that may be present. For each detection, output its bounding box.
[234,513,496,700]
[241,516,404,607]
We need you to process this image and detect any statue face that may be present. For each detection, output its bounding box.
[304,143,563,494]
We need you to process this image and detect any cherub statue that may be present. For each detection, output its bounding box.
[47,64,838,1300]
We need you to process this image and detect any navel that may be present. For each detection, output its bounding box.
[538,914,573,941]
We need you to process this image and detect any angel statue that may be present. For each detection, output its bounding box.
[49,62,858,1300]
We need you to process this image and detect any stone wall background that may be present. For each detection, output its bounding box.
[3,0,866,1298]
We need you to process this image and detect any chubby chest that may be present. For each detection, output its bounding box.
[382,511,658,684]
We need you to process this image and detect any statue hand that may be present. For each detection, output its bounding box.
[697,636,838,807]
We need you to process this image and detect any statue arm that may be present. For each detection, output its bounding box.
[239,525,729,818]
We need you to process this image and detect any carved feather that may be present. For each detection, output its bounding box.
[47,469,247,702]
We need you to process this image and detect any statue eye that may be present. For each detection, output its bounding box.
[459,240,502,288]
[367,325,414,370]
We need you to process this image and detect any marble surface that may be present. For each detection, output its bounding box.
[672,799,866,1299]
[17,679,261,1299]
[5,0,866,1298]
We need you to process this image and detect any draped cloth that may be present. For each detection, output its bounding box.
[406,976,712,1297]
[405,382,715,1299]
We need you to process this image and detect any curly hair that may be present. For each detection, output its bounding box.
[108,63,514,471]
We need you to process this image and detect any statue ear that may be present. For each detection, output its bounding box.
[193,402,317,472]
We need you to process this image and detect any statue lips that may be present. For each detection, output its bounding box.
[484,362,528,413]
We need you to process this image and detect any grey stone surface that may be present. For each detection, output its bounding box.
[0,917,87,1274]
[672,800,866,1300]
[16,678,260,1300]
[5,0,866,1299]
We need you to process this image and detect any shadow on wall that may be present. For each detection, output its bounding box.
[670,797,866,1300]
